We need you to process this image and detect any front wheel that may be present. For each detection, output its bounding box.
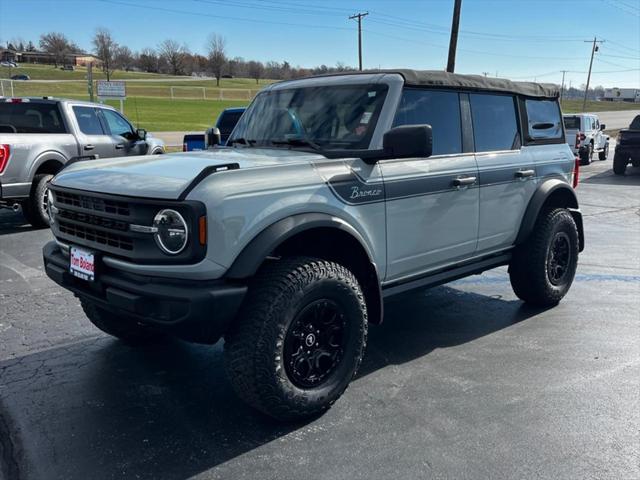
[613,152,628,175]
[224,257,368,421]
[598,143,609,161]
[509,208,579,307]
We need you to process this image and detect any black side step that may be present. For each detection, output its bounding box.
[381,253,511,298]
[178,163,240,200]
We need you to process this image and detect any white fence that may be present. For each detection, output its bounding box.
[0,79,14,97]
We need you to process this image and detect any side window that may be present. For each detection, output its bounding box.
[590,117,596,130]
[101,109,134,138]
[525,99,563,140]
[469,94,519,152]
[392,89,462,155]
[73,106,104,135]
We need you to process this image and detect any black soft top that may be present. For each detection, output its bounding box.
[307,69,559,99]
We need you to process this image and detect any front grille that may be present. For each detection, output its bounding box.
[58,220,134,251]
[55,190,130,216]
[58,209,129,232]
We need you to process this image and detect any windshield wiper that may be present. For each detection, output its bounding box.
[270,137,322,152]
[228,138,256,147]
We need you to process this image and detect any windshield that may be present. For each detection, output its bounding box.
[229,84,389,151]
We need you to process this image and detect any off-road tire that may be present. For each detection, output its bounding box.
[613,152,628,175]
[580,143,593,165]
[22,173,53,228]
[81,300,163,344]
[632,160,640,168]
[224,257,368,421]
[509,208,579,307]
[598,143,608,161]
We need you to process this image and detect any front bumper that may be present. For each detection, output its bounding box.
[43,241,247,344]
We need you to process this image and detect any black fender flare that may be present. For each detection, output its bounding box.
[226,213,384,324]
[515,178,584,251]
[227,213,378,278]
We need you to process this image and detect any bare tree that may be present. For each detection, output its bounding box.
[158,39,188,75]
[39,32,75,67]
[92,28,118,80]
[138,47,159,73]
[248,60,264,85]
[206,34,227,86]
[115,46,135,71]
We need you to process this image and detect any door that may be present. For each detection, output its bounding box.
[99,108,147,156]
[381,89,479,281]
[470,93,535,253]
[71,105,115,159]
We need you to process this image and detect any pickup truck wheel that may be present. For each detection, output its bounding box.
[81,300,164,345]
[613,153,628,175]
[224,257,368,421]
[509,208,579,307]
[598,143,609,161]
[22,173,53,228]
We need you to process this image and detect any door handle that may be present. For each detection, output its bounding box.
[115,143,125,149]
[515,169,535,179]
[84,144,94,151]
[452,176,477,188]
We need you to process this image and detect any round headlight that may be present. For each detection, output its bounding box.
[153,209,188,254]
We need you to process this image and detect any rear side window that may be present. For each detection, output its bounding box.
[525,99,563,140]
[563,116,580,129]
[0,102,66,134]
[469,94,519,152]
[73,106,104,135]
[393,89,462,155]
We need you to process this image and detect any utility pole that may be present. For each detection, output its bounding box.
[446,0,462,73]
[349,12,369,71]
[559,70,567,106]
[582,37,604,112]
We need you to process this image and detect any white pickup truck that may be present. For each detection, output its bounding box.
[0,97,165,226]
[563,113,609,165]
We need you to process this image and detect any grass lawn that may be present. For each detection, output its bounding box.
[560,99,639,113]
[103,97,249,131]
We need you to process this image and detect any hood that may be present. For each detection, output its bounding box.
[53,148,323,200]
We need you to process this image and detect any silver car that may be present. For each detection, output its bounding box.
[43,70,584,421]
[0,98,164,226]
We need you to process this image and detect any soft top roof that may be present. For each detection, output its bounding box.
[303,69,559,98]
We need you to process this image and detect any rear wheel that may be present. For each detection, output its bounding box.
[81,300,163,345]
[509,208,579,307]
[580,143,593,165]
[598,143,609,161]
[224,257,368,421]
[22,173,53,228]
[613,152,628,175]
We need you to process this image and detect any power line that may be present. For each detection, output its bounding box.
[349,12,369,71]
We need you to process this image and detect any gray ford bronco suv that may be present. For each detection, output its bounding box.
[43,70,584,420]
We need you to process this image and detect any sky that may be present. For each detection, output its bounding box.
[0,0,639,87]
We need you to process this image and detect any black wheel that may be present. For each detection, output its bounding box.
[632,160,640,168]
[81,300,163,345]
[598,143,608,161]
[580,143,593,165]
[509,208,579,307]
[224,257,368,421]
[613,152,628,175]
[22,173,53,228]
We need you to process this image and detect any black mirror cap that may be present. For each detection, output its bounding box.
[600,124,606,131]
[136,128,147,140]
[206,127,222,148]
[383,125,433,159]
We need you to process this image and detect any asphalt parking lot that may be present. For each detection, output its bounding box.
[1,152,638,480]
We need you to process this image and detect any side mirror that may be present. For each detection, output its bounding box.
[383,125,432,159]
[136,128,147,140]
[600,124,606,131]
[206,127,222,148]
